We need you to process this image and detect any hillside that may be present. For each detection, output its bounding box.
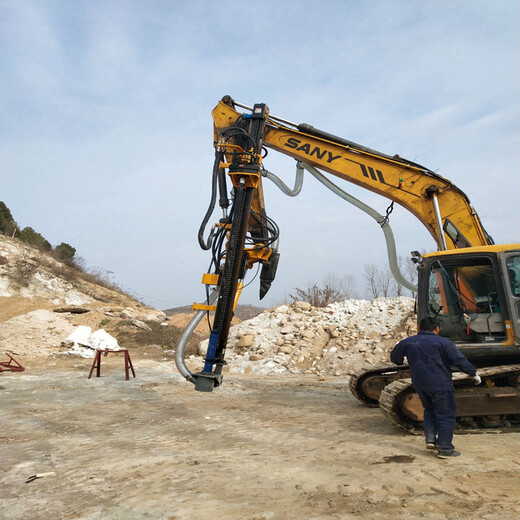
[0,236,208,360]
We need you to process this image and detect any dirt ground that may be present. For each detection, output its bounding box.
[1,357,519,520]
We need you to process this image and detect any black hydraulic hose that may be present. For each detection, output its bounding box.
[221,125,257,151]
[218,167,229,209]
[211,224,227,273]
[247,209,280,248]
[210,201,235,270]
[198,153,222,250]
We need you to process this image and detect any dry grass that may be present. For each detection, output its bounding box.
[113,320,204,357]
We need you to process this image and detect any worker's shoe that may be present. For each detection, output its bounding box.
[437,450,461,459]
[426,442,436,450]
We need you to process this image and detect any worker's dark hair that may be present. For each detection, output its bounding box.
[420,317,440,331]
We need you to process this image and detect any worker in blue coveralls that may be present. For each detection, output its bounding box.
[390,316,481,458]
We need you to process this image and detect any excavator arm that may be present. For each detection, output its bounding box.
[213,96,493,250]
[176,95,494,391]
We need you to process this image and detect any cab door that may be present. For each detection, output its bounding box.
[501,251,520,344]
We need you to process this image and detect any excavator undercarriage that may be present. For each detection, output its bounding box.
[379,365,520,433]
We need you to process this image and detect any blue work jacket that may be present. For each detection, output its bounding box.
[390,331,477,390]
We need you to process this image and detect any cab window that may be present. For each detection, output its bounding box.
[427,257,505,343]
[506,256,520,297]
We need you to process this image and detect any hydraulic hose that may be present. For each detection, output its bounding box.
[198,154,222,250]
[294,162,418,293]
[262,165,304,197]
[175,288,219,382]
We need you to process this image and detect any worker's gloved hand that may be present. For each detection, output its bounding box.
[472,374,481,385]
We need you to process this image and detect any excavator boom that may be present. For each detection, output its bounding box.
[213,96,493,250]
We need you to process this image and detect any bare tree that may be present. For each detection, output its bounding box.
[401,253,421,298]
[379,267,394,297]
[363,263,380,299]
[290,283,339,307]
[323,273,359,300]
[289,273,359,307]
[395,256,407,296]
[364,263,396,298]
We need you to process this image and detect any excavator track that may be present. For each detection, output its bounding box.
[379,364,520,434]
[349,365,410,407]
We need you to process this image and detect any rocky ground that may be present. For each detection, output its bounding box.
[1,236,519,520]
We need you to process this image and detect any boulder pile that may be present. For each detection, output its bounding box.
[198,296,417,377]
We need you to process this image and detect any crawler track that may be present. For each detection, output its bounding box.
[349,365,410,407]
[379,364,520,434]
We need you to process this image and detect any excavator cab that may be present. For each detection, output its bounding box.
[418,246,520,358]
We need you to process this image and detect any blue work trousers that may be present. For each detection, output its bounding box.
[415,388,456,452]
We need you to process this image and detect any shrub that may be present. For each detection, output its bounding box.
[54,242,76,265]
[19,227,52,251]
[0,201,19,236]
[9,262,36,289]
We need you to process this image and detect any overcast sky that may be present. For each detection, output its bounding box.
[1,0,519,310]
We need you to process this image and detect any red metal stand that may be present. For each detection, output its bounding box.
[0,353,25,373]
[88,349,136,380]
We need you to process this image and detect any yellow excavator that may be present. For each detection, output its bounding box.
[175,95,520,433]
